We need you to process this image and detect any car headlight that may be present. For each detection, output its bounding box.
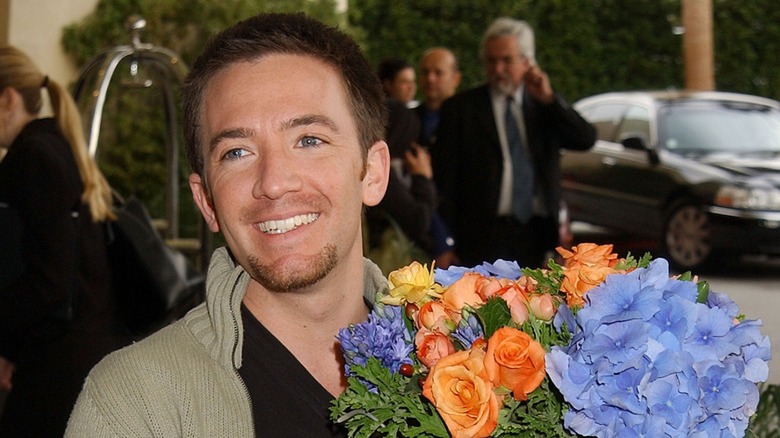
[714,185,780,210]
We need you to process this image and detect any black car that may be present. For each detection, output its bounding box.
[561,91,780,270]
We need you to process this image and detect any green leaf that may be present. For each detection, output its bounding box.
[522,262,565,298]
[696,280,710,304]
[492,378,575,437]
[476,297,514,339]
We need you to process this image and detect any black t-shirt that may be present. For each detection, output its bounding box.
[238,304,347,437]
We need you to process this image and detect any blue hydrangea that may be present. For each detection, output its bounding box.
[337,303,413,378]
[546,259,771,437]
[433,259,522,287]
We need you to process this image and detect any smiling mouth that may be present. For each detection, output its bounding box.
[258,213,319,235]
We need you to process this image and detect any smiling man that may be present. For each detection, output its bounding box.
[66,12,390,437]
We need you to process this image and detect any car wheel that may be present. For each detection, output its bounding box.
[663,201,712,270]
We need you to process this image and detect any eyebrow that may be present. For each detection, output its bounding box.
[208,127,255,154]
[281,114,340,134]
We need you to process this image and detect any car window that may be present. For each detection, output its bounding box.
[581,103,627,142]
[616,105,651,144]
[660,101,780,154]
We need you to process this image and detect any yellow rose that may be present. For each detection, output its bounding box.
[422,348,500,438]
[381,261,442,306]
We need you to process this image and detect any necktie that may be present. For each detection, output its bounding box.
[505,96,534,222]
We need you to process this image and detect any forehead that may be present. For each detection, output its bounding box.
[422,51,452,69]
[395,67,415,79]
[484,35,522,57]
[201,54,354,134]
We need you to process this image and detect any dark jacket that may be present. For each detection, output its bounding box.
[367,99,437,254]
[0,118,128,437]
[432,84,596,265]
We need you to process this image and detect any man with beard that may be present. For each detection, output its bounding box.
[66,12,390,437]
[431,17,595,269]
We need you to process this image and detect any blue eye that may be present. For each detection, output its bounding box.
[300,136,323,148]
[223,148,248,160]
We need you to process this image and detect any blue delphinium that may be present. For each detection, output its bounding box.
[337,302,414,378]
[451,310,484,349]
[546,258,771,438]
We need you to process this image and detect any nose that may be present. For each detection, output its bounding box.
[491,60,506,75]
[252,148,303,200]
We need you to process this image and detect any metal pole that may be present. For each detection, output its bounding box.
[682,0,714,91]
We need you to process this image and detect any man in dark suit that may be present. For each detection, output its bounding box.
[432,17,596,268]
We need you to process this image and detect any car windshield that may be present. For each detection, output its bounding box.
[658,100,780,155]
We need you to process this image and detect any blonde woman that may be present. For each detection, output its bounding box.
[0,45,128,437]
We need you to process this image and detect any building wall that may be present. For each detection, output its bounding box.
[1,0,99,86]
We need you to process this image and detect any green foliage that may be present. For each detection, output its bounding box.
[331,357,449,438]
[349,0,683,101]
[62,0,343,68]
[349,0,780,103]
[493,379,574,437]
[522,260,564,296]
[748,383,780,437]
[475,297,514,339]
[714,0,780,100]
[614,251,653,271]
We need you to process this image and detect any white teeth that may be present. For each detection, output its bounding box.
[258,213,319,234]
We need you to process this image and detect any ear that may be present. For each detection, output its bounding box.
[0,87,15,110]
[189,172,220,233]
[453,71,463,89]
[362,140,390,207]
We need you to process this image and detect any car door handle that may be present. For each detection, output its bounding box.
[602,157,617,167]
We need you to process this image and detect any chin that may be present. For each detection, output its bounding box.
[247,244,338,293]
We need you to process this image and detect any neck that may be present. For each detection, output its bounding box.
[5,112,37,149]
[242,256,370,396]
[424,99,444,111]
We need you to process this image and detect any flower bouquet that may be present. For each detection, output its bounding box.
[331,244,772,437]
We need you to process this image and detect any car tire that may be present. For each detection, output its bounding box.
[662,200,712,271]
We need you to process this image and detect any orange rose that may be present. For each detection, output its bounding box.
[556,243,618,268]
[528,293,556,322]
[474,277,532,325]
[416,301,455,335]
[496,283,530,325]
[422,348,500,438]
[415,328,456,369]
[557,243,623,308]
[475,276,506,300]
[484,327,546,401]
[560,263,616,307]
[514,275,538,293]
[440,272,486,322]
